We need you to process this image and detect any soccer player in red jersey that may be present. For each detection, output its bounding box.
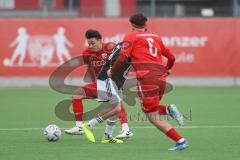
[108,13,188,151]
[64,29,133,138]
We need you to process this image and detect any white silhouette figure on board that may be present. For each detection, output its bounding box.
[53,27,73,64]
[6,27,30,66]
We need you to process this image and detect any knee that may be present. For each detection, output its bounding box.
[72,95,83,100]
[146,112,159,124]
[112,103,122,114]
[147,114,155,125]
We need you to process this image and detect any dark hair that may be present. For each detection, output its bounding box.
[85,29,102,39]
[129,13,148,28]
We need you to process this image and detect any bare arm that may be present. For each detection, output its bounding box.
[65,38,73,48]
[9,38,18,48]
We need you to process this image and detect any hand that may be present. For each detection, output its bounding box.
[166,69,171,76]
[107,68,112,77]
[164,67,171,77]
[69,43,74,48]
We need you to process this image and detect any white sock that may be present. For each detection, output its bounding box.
[166,105,170,115]
[177,138,185,143]
[88,115,104,129]
[75,121,83,128]
[121,123,130,132]
[104,120,116,138]
[166,104,171,115]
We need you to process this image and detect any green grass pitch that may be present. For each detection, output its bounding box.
[0,87,239,160]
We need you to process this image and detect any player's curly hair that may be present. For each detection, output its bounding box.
[85,29,102,39]
[129,13,148,28]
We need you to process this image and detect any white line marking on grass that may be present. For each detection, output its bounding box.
[133,126,240,129]
[0,128,43,131]
[0,125,240,131]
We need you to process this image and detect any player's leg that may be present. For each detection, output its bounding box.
[82,78,123,142]
[82,101,122,142]
[116,105,134,139]
[154,77,184,125]
[102,114,123,144]
[138,84,188,151]
[157,104,184,126]
[81,103,123,143]
[64,96,84,135]
[145,110,188,151]
[64,82,97,135]
[158,105,168,115]
[86,101,122,129]
[86,78,123,128]
[139,79,184,125]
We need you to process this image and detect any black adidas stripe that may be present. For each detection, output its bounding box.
[105,79,112,97]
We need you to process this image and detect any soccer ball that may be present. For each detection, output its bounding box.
[3,58,12,66]
[44,124,61,141]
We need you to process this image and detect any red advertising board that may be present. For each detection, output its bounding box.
[0,18,239,77]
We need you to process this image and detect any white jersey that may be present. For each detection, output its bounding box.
[97,43,127,104]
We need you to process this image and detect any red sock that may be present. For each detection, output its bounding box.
[72,98,83,121]
[119,105,128,124]
[165,128,183,142]
[158,105,168,115]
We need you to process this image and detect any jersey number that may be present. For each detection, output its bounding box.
[146,38,157,57]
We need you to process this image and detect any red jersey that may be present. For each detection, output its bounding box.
[82,44,112,77]
[112,31,175,78]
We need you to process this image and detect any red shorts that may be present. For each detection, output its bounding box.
[137,78,166,113]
